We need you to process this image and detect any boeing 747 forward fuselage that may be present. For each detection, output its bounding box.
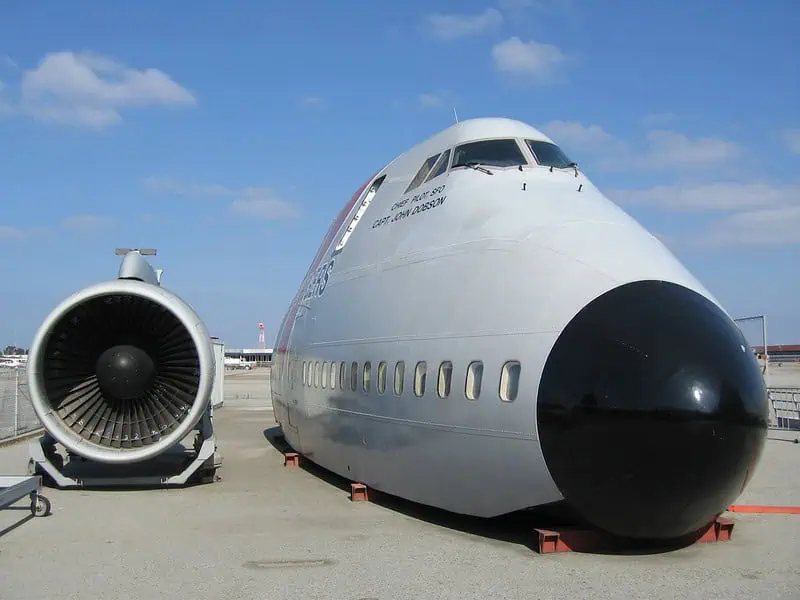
[270,117,768,541]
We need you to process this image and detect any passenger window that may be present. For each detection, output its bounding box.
[340,361,347,390]
[330,361,337,390]
[452,139,527,169]
[394,361,405,396]
[465,361,483,400]
[377,361,387,395]
[526,140,575,169]
[303,361,308,386]
[315,361,321,388]
[322,361,329,389]
[350,361,358,392]
[499,361,521,402]
[363,361,371,393]
[425,149,451,182]
[405,153,442,193]
[437,361,452,398]
[414,361,427,397]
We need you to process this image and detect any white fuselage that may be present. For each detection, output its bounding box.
[270,118,719,516]
[269,118,769,543]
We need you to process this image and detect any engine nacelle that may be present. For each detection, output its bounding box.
[27,252,215,466]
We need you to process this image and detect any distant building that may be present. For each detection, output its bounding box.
[751,345,800,363]
[224,347,273,365]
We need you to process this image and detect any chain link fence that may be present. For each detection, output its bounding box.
[0,367,42,441]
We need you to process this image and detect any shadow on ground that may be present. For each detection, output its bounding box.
[262,425,711,557]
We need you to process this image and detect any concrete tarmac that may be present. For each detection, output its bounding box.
[1,368,798,600]
[765,362,800,389]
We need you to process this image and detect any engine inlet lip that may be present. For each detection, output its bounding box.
[26,279,215,465]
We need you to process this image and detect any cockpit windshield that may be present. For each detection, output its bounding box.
[526,140,576,169]
[452,139,528,169]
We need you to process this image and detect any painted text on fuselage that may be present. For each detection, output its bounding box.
[303,258,335,300]
[372,184,447,230]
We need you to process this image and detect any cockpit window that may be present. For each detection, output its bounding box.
[526,140,575,169]
[405,153,442,193]
[425,149,451,182]
[452,139,527,169]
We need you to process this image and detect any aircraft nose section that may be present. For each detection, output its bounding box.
[536,280,769,540]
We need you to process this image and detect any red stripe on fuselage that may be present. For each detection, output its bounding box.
[274,173,377,352]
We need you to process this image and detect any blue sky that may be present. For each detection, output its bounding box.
[1,0,798,349]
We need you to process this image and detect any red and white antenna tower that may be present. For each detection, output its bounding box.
[257,321,266,349]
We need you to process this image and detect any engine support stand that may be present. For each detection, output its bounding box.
[27,406,222,489]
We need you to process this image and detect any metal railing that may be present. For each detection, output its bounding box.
[768,388,800,431]
[0,367,42,442]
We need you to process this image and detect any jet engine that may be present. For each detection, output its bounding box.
[26,249,219,485]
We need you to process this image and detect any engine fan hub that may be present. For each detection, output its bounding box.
[95,344,156,401]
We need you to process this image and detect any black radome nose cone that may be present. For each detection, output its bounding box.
[96,344,156,401]
[536,280,769,540]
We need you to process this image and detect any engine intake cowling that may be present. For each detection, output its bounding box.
[27,279,215,465]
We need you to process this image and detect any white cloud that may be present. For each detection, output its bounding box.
[499,0,544,9]
[419,93,444,108]
[538,119,742,172]
[606,182,800,248]
[491,37,567,82]
[61,214,116,232]
[0,215,114,240]
[16,51,195,128]
[498,0,573,12]
[0,80,13,116]
[143,177,300,221]
[639,130,741,170]
[782,128,800,155]
[0,224,50,241]
[424,8,503,41]
[699,205,800,247]
[298,95,325,109]
[0,226,28,241]
[606,182,800,213]
[418,91,458,110]
[539,120,620,152]
[231,197,300,220]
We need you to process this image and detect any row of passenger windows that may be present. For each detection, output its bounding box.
[404,137,576,194]
[297,359,521,403]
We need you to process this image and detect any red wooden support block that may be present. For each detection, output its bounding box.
[535,516,736,554]
[533,528,607,553]
[535,529,562,553]
[715,517,735,542]
[284,452,300,467]
[696,517,735,544]
[350,483,368,502]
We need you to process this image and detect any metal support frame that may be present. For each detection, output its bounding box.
[734,314,769,381]
[0,475,51,517]
[27,405,222,489]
